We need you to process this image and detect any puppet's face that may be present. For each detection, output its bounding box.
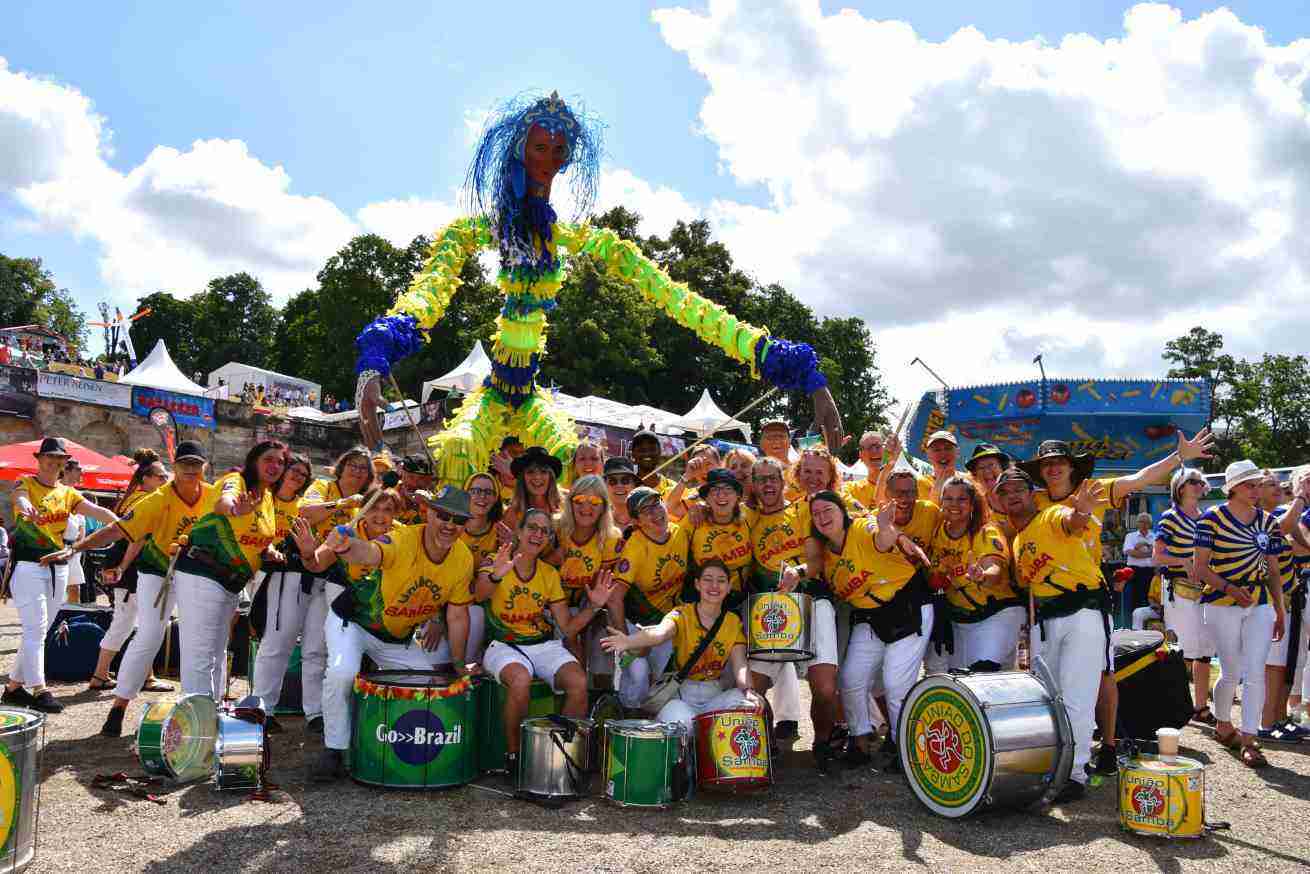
[524,124,569,188]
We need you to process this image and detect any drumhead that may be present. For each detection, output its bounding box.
[0,709,41,735]
[163,694,218,782]
[608,719,677,739]
[898,674,994,818]
[363,670,455,688]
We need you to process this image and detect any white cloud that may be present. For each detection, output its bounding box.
[653,1,1310,402]
[355,196,461,248]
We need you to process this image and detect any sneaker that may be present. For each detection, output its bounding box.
[264,716,284,735]
[775,720,799,741]
[812,739,836,775]
[310,748,345,783]
[101,707,126,738]
[29,691,63,714]
[1279,719,1309,738]
[305,715,324,735]
[1055,780,1087,804]
[1257,726,1302,744]
[0,688,35,708]
[1093,743,1119,776]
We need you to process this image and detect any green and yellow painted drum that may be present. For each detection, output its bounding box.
[475,676,561,773]
[745,592,814,662]
[604,719,689,808]
[899,670,1073,818]
[350,671,477,789]
[0,709,43,873]
[135,694,217,784]
[1119,756,1205,839]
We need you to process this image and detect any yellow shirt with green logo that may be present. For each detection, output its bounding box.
[615,525,692,625]
[899,500,941,551]
[556,529,621,603]
[1012,505,1105,619]
[361,523,475,642]
[681,511,753,594]
[484,559,566,645]
[667,604,745,682]
[117,481,219,576]
[822,518,917,608]
[11,476,84,562]
[928,521,1018,623]
[748,502,807,591]
[460,522,501,574]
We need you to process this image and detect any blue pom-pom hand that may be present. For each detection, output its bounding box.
[758,337,828,395]
[355,315,426,376]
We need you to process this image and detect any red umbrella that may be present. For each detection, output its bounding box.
[0,439,133,491]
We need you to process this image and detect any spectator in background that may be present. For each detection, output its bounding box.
[94,361,105,380]
[1121,512,1156,629]
[61,459,87,604]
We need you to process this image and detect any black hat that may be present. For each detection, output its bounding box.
[510,445,563,479]
[33,437,70,458]
[698,467,743,498]
[174,441,207,463]
[400,454,433,475]
[964,442,1011,473]
[416,485,471,518]
[995,467,1035,491]
[603,457,637,478]
[630,429,660,448]
[626,486,662,519]
[1017,440,1095,489]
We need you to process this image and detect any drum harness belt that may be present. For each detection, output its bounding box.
[849,573,929,646]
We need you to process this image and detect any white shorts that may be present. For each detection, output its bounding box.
[1163,594,1216,660]
[482,639,577,691]
[747,597,838,678]
[1266,611,1308,692]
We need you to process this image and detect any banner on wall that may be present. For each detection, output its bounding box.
[37,371,132,408]
[131,387,216,430]
[0,365,37,418]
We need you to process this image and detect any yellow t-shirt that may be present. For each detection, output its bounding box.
[615,525,692,625]
[372,524,475,640]
[682,511,754,594]
[1034,476,1123,561]
[484,559,567,645]
[272,496,303,542]
[556,529,621,602]
[305,478,356,538]
[899,500,941,551]
[928,521,1018,622]
[460,522,501,574]
[842,478,878,509]
[1012,505,1105,619]
[748,502,808,591]
[667,604,746,683]
[823,518,917,608]
[182,473,278,583]
[10,476,85,562]
[117,481,220,577]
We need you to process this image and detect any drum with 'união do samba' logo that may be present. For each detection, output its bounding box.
[898,668,1073,818]
[693,706,772,793]
[1119,756,1205,839]
[350,671,477,789]
[745,591,814,662]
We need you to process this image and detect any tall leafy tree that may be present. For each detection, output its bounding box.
[130,291,201,372]
[0,254,87,348]
[190,273,279,377]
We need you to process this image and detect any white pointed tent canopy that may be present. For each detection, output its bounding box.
[421,340,492,401]
[670,388,753,440]
[117,340,208,394]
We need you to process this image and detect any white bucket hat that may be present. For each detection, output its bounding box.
[1222,459,1264,495]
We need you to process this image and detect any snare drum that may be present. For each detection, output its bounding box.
[136,694,218,784]
[604,719,689,808]
[898,666,1073,818]
[745,591,814,662]
[518,717,594,801]
[0,709,43,873]
[692,706,772,793]
[475,676,562,774]
[1119,756,1205,839]
[214,708,266,791]
[350,671,477,789]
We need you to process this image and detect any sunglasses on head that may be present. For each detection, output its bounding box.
[432,508,470,526]
[571,494,604,507]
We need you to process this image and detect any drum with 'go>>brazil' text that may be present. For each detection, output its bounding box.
[350,671,477,789]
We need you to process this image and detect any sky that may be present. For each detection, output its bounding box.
[3,1,1308,409]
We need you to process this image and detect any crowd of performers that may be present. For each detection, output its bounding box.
[8,414,1305,798]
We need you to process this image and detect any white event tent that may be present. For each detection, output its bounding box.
[669,388,752,440]
[421,341,492,401]
[208,361,321,400]
[118,340,208,394]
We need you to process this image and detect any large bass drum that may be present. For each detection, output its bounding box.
[898,664,1073,818]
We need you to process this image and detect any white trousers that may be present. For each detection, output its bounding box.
[952,606,1025,670]
[322,617,432,750]
[617,627,674,709]
[1205,602,1276,735]
[422,606,487,669]
[174,570,240,700]
[1164,595,1216,660]
[9,561,68,689]
[839,604,933,738]
[1131,606,1161,631]
[251,571,328,718]
[655,679,748,734]
[112,573,176,701]
[102,588,137,652]
[1030,608,1106,785]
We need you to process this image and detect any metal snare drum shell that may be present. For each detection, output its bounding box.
[517,717,594,800]
[214,713,265,790]
[603,720,687,808]
[0,708,44,873]
[745,591,815,663]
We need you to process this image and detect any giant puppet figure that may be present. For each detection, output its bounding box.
[355,92,842,485]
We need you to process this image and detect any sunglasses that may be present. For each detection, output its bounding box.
[432,508,470,526]
[571,494,604,507]
[467,486,497,498]
[605,476,637,487]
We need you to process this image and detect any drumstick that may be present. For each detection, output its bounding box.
[387,372,440,474]
[647,387,779,480]
[155,542,184,620]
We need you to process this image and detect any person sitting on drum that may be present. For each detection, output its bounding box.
[607,487,693,710]
[601,560,761,734]
[997,467,1107,802]
[302,485,477,782]
[476,508,615,775]
[928,474,1023,671]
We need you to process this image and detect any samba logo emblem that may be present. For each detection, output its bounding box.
[380,710,463,766]
[906,687,984,811]
[750,594,801,647]
[762,604,787,635]
[711,712,768,778]
[1130,783,1165,817]
[923,718,964,774]
[730,723,761,761]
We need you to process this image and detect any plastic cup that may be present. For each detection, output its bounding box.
[1157,727,1180,760]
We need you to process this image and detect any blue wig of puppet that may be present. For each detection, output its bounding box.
[464,91,603,281]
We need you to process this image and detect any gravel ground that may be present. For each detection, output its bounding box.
[7,604,1309,873]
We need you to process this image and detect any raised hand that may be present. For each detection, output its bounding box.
[490,540,516,579]
[586,568,616,608]
[230,490,258,517]
[778,563,801,594]
[1178,427,1214,462]
[490,451,513,483]
[495,520,514,546]
[811,386,845,453]
[875,500,896,532]
[1072,479,1107,516]
[290,517,318,556]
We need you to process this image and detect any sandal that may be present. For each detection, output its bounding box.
[87,676,114,692]
[1240,744,1268,768]
[1214,726,1241,749]
[1192,706,1216,726]
[141,679,173,692]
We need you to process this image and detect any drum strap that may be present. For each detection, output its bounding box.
[674,610,727,682]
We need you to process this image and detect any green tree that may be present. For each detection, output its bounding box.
[129,291,201,373]
[0,255,86,349]
[190,273,279,377]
